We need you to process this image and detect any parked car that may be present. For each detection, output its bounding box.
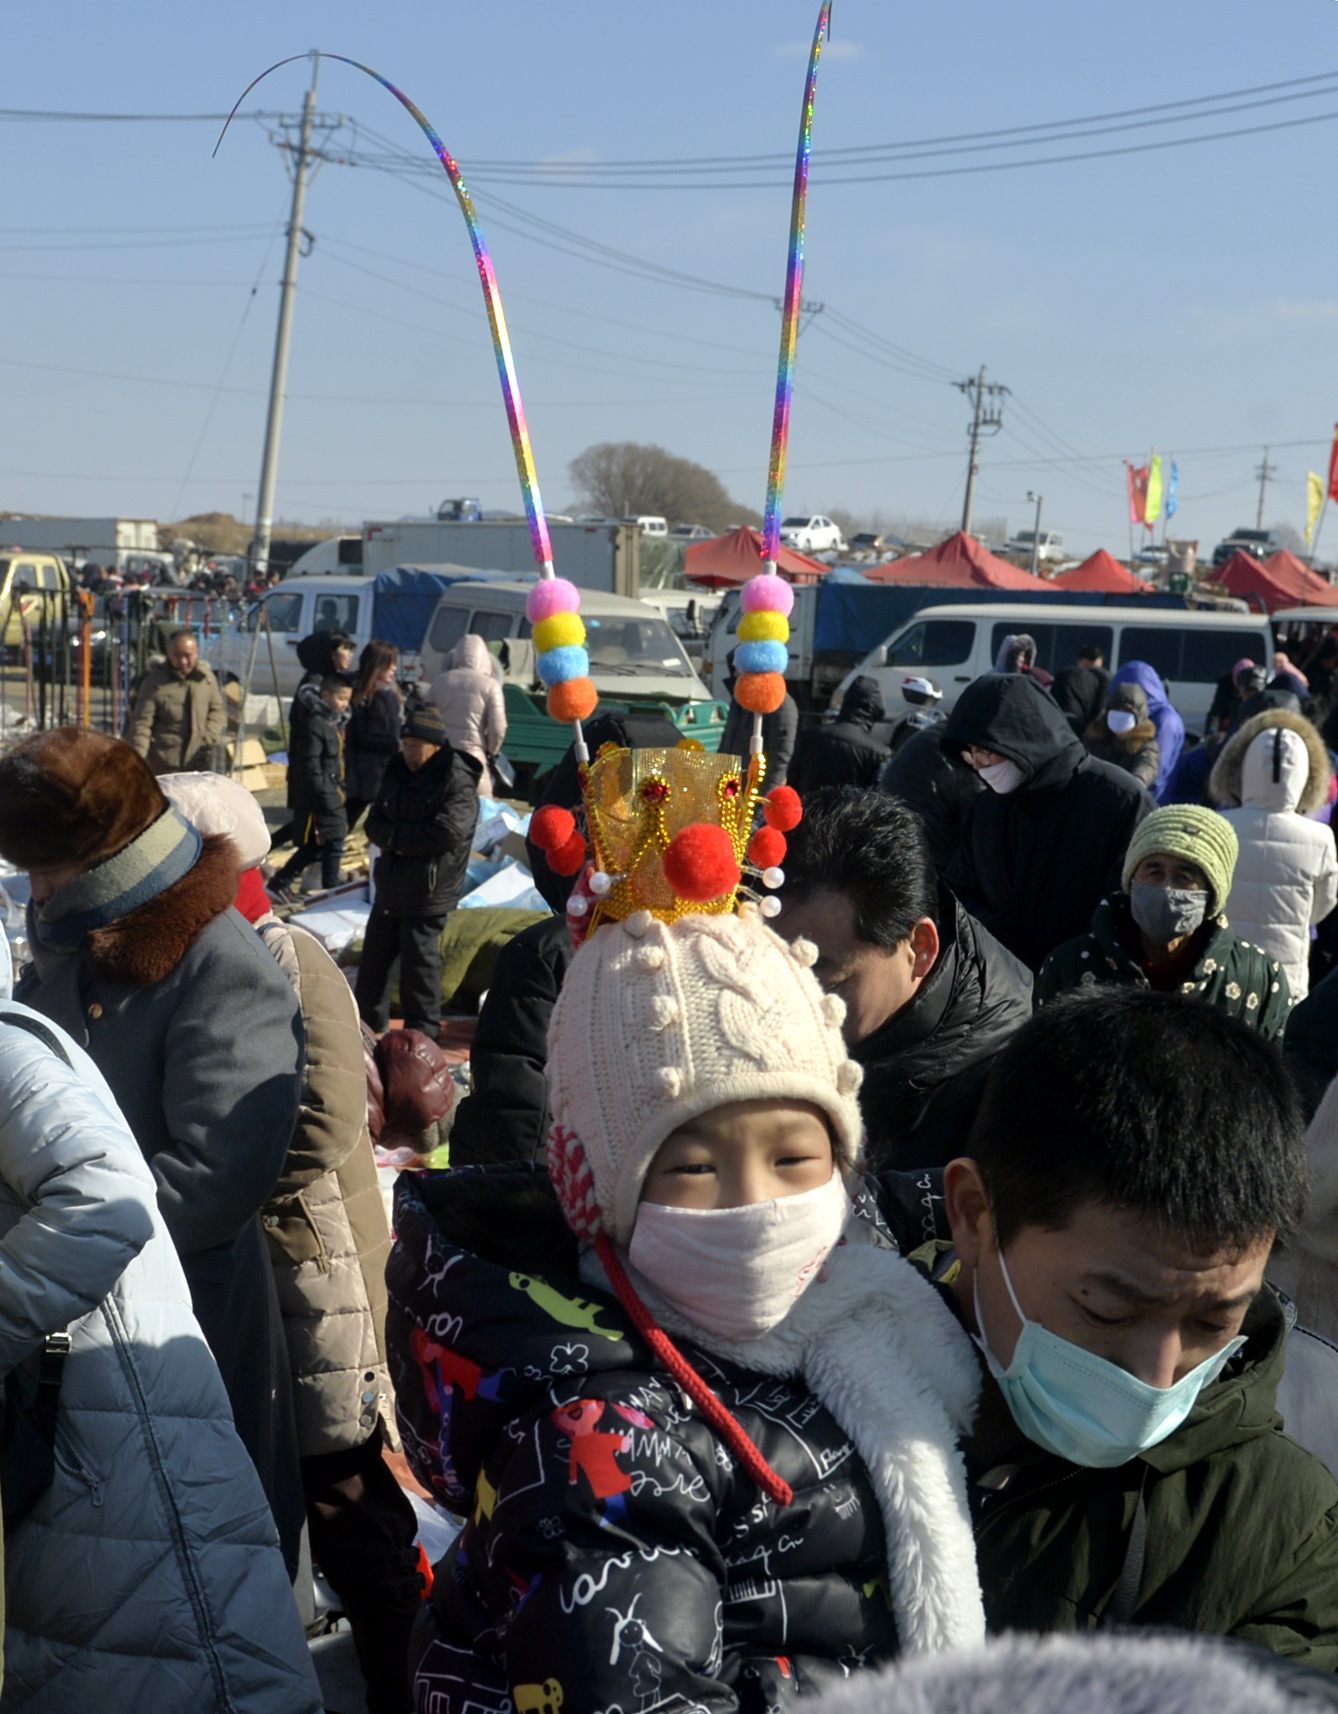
[1212,528,1281,569]
[623,515,668,537]
[1004,528,1065,563]
[218,575,378,698]
[779,515,845,555]
[0,551,72,650]
[834,601,1274,738]
[668,523,713,541]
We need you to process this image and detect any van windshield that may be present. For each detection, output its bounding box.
[585,615,693,678]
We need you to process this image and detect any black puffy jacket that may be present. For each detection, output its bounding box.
[366,745,481,916]
[288,695,346,840]
[943,674,1154,971]
[852,890,1033,1171]
[388,1169,920,1713]
[345,684,403,802]
[788,678,891,796]
[878,727,983,875]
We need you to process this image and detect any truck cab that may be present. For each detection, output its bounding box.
[0,551,71,648]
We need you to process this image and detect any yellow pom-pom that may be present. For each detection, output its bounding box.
[735,671,787,714]
[532,611,586,653]
[548,676,599,722]
[737,610,789,645]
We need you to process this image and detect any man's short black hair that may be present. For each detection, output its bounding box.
[969,989,1306,1252]
[1078,643,1104,662]
[780,786,937,949]
[320,674,351,697]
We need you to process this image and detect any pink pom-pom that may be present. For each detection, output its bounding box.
[526,577,582,624]
[740,573,794,618]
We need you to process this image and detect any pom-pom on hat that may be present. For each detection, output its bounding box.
[546,904,863,1251]
[1121,803,1239,915]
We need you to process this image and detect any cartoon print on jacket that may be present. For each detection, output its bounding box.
[552,1397,634,1514]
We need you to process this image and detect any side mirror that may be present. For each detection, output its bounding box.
[869,644,888,668]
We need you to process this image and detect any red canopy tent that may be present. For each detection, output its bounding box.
[1053,550,1150,595]
[684,526,829,588]
[862,531,1049,591]
[1210,549,1335,612]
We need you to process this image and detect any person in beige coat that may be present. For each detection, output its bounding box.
[161,771,422,1714]
[426,632,507,795]
[125,629,226,774]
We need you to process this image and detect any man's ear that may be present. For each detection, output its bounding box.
[944,1158,993,1268]
[910,917,939,981]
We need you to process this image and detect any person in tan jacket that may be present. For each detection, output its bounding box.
[426,632,506,795]
[124,629,226,774]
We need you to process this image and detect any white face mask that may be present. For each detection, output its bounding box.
[977,757,1026,794]
[1106,709,1138,734]
[628,1169,850,1342]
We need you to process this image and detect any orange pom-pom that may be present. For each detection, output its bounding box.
[763,785,803,832]
[547,829,588,876]
[547,677,598,723]
[529,805,576,852]
[662,822,742,903]
[734,671,787,714]
[748,826,787,870]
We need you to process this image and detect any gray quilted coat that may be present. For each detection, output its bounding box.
[0,1001,321,1712]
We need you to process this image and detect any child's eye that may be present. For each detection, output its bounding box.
[670,1162,715,1176]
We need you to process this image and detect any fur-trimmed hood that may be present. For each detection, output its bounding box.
[1210,709,1332,815]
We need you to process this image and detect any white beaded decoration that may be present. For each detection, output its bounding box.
[762,866,786,890]
[759,896,782,918]
[589,870,613,896]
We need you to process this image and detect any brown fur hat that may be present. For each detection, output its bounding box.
[0,728,166,869]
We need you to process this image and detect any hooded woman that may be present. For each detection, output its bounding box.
[390,904,987,1710]
[1081,679,1159,789]
[0,729,307,1569]
[1108,661,1184,800]
[426,632,508,796]
[1210,708,1338,1001]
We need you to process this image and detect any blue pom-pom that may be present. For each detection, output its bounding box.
[537,644,590,686]
[734,639,788,676]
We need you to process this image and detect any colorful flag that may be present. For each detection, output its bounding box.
[1307,471,1326,546]
[1126,461,1150,525]
[1165,461,1179,520]
[1327,424,1338,502]
[1145,454,1163,526]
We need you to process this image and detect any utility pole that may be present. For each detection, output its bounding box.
[956,365,1008,536]
[1026,490,1044,577]
[250,50,320,582]
[1254,446,1277,532]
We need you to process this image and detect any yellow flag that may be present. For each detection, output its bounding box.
[1144,454,1163,525]
[1307,471,1325,545]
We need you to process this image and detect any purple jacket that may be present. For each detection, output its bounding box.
[1110,661,1184,800]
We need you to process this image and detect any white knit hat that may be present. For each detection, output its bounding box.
[547,904,865,1249]
[158,770,272,870]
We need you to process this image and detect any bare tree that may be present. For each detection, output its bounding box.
[569,442,760,534]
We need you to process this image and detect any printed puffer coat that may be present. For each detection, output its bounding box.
[1210,709,1338,1002]
[387,1166,985,1714]
[0,1003,320,1712]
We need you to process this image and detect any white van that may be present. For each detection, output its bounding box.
[217,575,377,698]
[624,515,668,538]
[834,602,1274,735]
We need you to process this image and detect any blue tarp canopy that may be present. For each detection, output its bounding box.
[370,566,508,653]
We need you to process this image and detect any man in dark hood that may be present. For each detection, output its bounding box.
[943,672,1154,971]
[448,710,681,1165]
[777,788,1032,1170]
[787,675,891,796]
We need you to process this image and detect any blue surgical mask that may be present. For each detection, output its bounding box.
[973,1251,1247,1468]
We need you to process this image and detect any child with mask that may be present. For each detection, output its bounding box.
[389,901,986,1712]
[1036,804,1291,1038]
[933,988,1338,1659]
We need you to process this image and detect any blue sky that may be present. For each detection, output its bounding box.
[4,0,1338,557]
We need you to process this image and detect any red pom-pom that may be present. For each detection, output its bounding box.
[748,826,787,870]
[735,671,787,714]
[763,785,803,832]
[529,804,576,853]
[548,677,599,723]
[547,830,588,876]
[662,822,742,904]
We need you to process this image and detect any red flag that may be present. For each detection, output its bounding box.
[1327,424,1338,503]
[1126,461,1150,525]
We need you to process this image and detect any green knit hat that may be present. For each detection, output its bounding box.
[1121,805,1238,914]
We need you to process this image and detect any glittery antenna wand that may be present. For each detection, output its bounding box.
[760,2,831,572]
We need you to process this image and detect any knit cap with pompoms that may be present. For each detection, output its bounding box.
[546,903,864,1250]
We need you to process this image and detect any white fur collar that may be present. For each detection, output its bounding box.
[582,1231,985,1653]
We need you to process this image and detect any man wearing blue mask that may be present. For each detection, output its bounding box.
[926,989,1338,1661]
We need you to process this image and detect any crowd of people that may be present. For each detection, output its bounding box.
[4,620,1338,1712]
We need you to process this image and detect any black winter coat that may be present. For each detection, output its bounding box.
[446,915,573,1165]
[388,1168,903,1714]
[368,744,482,917]
[788,678,890,796]
[943,673,1154,971]
[852,891,1033,1171]
[879,727,983,875]
[289,694,347,841]
[719,692,799,793]
[345,685,403,801]
[1051,662,1109,734]
[286,634,356,803]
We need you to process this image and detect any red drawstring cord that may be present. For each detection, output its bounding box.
[594,1233,794,1506]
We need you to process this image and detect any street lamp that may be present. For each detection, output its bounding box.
[1026,490,1044,578]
